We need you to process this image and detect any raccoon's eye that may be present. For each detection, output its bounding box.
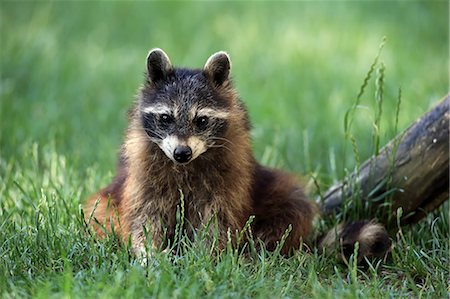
[160,114,174,125]
[195,116,209,130]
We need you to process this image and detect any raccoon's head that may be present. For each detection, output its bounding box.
[138,48,235,165]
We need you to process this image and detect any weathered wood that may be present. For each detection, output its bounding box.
[321,95,449,225]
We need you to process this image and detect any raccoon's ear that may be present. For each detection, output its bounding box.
[146,48,173,83]
[203,51,231,86]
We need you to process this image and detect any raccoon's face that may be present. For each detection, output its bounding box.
[139,49,232,165]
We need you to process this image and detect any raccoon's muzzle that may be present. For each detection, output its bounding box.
[159,135,207,164]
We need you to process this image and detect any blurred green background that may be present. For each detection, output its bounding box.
[1,1,448,187]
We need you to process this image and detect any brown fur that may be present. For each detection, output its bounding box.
[84,50,388,260]
[318,221,391,262]
[85,80,317,255]
[121,84,256,251]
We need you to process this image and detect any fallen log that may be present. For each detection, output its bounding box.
[320,94,449,226]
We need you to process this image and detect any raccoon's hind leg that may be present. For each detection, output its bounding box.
[84,192,123,238]
[251,165,319,255]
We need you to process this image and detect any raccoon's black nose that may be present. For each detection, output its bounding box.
[173,146,192,163]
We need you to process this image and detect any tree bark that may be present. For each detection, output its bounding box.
[320,94,449,226]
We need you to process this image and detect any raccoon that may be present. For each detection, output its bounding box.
[84,49,390,260]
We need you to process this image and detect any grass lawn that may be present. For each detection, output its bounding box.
[1,1,448,298]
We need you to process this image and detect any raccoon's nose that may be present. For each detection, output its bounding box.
[173,146,192,163]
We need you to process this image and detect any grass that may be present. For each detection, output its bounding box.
[1,1,449,298]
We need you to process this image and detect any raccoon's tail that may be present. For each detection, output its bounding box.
[318,220,391,263]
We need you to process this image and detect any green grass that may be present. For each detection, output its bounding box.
[1,1,448,298]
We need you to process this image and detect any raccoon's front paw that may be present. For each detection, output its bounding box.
[134,246,151,266]
[134,246,175,266]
